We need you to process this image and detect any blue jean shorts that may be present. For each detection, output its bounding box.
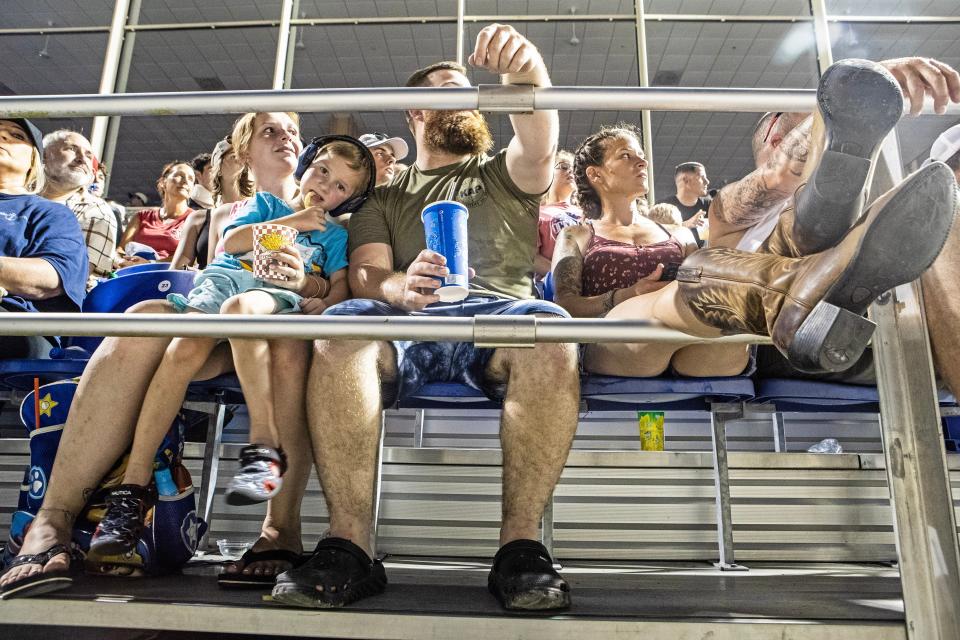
[322,295,570,407]
[167,265,302,314]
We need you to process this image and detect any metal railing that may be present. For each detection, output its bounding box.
[2,85,959,639]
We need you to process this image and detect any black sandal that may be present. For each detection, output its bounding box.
[217,548,304,589]
[0,543,81,600]
[271,537,386,608]
[488,539,571,611]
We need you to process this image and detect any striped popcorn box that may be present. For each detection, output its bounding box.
[253,223,298,280]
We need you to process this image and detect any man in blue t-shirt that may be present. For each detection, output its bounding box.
[0,118,88,357]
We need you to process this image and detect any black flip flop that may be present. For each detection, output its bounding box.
[271,537,387,608]
[217,548,304,589]
[0,543,80,600]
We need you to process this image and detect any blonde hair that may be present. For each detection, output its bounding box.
[644,202,682,226]
[231,112,301,196]
[24,147,45,194]
[317,140,373,194]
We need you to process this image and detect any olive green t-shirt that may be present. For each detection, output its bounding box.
[348,150,541,300]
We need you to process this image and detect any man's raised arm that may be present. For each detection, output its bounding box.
[469,24,558,194]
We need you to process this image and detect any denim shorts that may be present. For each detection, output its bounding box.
[167,265,302,314]
[322,295,570,406]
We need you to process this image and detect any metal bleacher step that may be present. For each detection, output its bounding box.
[0,558,907,640]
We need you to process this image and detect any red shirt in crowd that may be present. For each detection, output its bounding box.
[537,201,583,263]
[129,208,192,259]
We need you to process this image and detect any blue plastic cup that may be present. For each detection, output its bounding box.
[421,200,470,302]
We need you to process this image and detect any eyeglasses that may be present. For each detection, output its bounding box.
[761,112,783,144]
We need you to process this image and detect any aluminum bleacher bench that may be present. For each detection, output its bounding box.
[395,375,756,570]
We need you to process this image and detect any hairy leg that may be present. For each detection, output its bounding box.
[306,339,396,558]
[222,291,282,449]
[224,338,312,577]
[922,223,960,398]
[0,300,178,587]
[123,334,220,485]
[485,331,580,545]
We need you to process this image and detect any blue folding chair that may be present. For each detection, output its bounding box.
[0,270,196,391]
[115,262,171,277]
[71,270,196,356]
[542,271,555,302]
[752,377,957,453]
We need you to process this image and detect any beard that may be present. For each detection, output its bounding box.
[423,110,494,157]
[47,163,91,190]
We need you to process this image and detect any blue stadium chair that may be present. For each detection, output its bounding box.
[0,270,196,390]
[750,378,957,453]
[71,269,196,356]
[542,271,555,302]
[115,262,171,277]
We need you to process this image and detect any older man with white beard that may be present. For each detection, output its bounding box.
[40,131,118,289]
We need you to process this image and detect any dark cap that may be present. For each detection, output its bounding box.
[1,118,44,153]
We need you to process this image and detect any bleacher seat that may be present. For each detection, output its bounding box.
[391,374,755,570]
[114,262,172,277]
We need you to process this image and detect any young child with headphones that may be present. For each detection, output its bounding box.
[86,136,376,559]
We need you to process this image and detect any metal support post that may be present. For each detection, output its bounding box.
[273,0,295,90]
[282,0,301,90]
[709,402,747,571]
[370,413,387,555]
[413,409,426,448]
[100,0,141,197]
[89,0,131,158]
[455,0,465,66]
[633,0,655,203]
[872,284,960,639]
[541,495,558,568]
[808,0,835,75]
[772,412,788,452]
[197,400,226,549]
[868,129,960,639]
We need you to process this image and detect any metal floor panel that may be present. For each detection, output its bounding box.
[0,558,906,639]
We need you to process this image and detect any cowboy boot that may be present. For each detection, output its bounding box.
[789,58,904,256]
[678,162,957,373]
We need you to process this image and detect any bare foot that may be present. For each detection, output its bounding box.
[0,519,72,589]
[222,529,303,578]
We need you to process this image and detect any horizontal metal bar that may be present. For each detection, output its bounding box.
[4,13,959,35]
[4,85,957,119]
[0,313,768,345]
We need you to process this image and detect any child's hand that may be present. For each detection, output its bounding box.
[285,205,327,233]
[261,245,307,291]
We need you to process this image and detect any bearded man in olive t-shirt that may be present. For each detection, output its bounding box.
[272,24,580,612]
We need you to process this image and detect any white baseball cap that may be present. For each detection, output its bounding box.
[925,123,960,166]
[358,132,409,161]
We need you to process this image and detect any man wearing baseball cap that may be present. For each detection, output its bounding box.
[925,122,960,183]
[358,132,409,186]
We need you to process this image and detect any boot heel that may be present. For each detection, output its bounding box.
[787,301,876,373]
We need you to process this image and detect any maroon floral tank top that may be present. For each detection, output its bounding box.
[581,221,685,296]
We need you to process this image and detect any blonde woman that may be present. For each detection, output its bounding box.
[0,118,87,358]
[0,113,321,599]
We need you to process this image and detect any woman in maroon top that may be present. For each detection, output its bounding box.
[551,125,751,377]
[116,161,195,266]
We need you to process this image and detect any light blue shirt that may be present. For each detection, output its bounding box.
[215,192,348,277]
